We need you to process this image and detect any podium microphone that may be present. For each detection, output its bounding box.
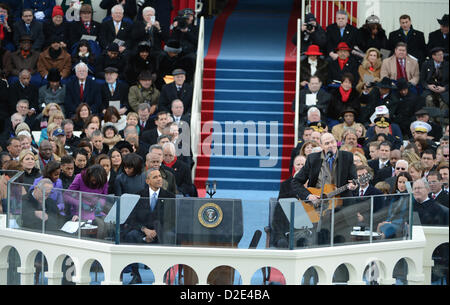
[249,230,262,249]
[326,150,333,161]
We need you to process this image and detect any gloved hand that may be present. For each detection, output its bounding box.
[34,11,45,20]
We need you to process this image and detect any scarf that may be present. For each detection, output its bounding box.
[21,49,30,58]
[308,58,318,76]
[338,57,349,70]
[49,47,62,60]
[339,86,352,102]
[0,24,4,41]
[163,155,177,168]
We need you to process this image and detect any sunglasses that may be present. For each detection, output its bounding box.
[396,167,406,170]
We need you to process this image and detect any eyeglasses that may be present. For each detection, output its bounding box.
[396,167,406,170]
[444,154,449,158]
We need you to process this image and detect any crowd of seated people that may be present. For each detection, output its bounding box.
[0,2,198,236]
[296,11,448,135]
[286,10,449,240]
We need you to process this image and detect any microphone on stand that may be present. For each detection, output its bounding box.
[326,150,333,161]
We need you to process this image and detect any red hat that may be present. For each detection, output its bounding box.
[304,44,323,56]
[52,6,64,18]
[335,42,351,51]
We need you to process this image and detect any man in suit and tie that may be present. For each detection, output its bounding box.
[158,69,193,114]
[123,167,175,283]
[368,141,392,182]
[171,99,190,126]
[64,62,101,118]
[427,171,449,208]
[325,10,359,61]
[12,8,44,51]
[380,42,420,87]
[374,149,401,185]
[100,66,129,115]
[388,14,426,65]
[98,4,132,55]
[68,4,101,50]
[291,132,358,245]
[420,47,449,118]
[137,103,156,133]
[141,111,170,145]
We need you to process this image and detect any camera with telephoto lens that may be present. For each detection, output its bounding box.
[306,23,316,31]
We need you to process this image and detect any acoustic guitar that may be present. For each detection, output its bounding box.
[301,173,373,223]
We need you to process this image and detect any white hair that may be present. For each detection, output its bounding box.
[162,142,176,155]
[75,62,88,73]
[307,106,321,117]
[395,159,409,170]
[143,6,155,15]
[111,4,124,14]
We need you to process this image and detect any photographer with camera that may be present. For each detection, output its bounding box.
[170,9,198,57]
[292,13,326,55]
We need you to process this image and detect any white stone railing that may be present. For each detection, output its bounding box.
[1,213,447,285]
[421,226,449,285]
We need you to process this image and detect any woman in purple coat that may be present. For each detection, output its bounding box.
[64,164,109,239]
[31,160,65,217]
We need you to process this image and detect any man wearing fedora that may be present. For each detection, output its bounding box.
[327,42,359,86]
[292,13,326,54]
[393,78,425,136]
[38,68,66,113]
[427,14,449,58]
[388,14,426,65]
[331,107,359,142]
[12,8,44,51]
[158,68,193,114]
[360,77,399,125]
[326,10,359,61]
[101,66,130,115]
[420,47,449,125]
[380,42,420,86]
[300,45,328,87]
[6,34,40,80]
[67,4,101,50]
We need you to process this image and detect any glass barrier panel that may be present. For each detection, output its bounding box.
[272,197,331,249]
[58,189,118,243]
[270,193,414,249]
[331,193,412,246]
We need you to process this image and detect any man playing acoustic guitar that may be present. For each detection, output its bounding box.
[291,132,358,245]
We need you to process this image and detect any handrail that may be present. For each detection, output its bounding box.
[294,18,301,145]
[190,16,205,181]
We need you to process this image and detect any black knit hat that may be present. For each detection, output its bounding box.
[47,68,61,82]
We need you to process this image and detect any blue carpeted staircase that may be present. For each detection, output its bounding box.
[195,0,298,193]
